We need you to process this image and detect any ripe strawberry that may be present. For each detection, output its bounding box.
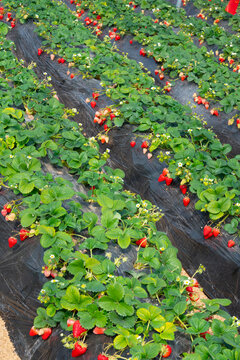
[155,69,159,75]
[181,76,186,81]
[113,27,117,32]
[29,326,38,336]
[72,343,87,357]
[1,209,7,216]
[136,237,147,248]
[98,355,109,360]
[7,12,12,18]
[219,57,225,63]
[0,14,3,20]
[70,73,75,79]
[93,327,105,334]
[41,328,52,340]
[236,119,240,128]
[159,73,164,80]
[104,124,108,131]
[212,228,220,237]
[92,92,99,100]
[180,184,187,194]
[139,48,146,57]
[73,320,87,338]
[162,168,169,176]
[20,229,29,241]
[165,177,173,186]
[229,59,234,65]
[183,197,190,207]
[96,15,101,20]
[90,101,96,108]
[141,141,148,149]
[38,48,43,56]
[129,40,133,44]
[8,237,17,248]
[130,141,136,147]
[115,35,121,41]
[67,318,75,327]
[186,286,193,292]
[228,240,235,248]
[158,174,166,182]
[200,330,210,340]
[11,21,15,28]
[4,204,12,213]
[162,344,172,358]
[203,225,212,239]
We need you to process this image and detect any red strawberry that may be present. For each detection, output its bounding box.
[229,59,234,64]
[113,27,117,32]
[0,14,3,20]
[67,318,75,327]
[200,330,210,340]
[162,168,169,176]
[8,237,17,248]
[72,343,87,357]
[236,119,240,128]
[136,237,147,248]
[141,141,148,149]
[92,92,99,100]
[186,286,193,292]
[96,15,101,20]
[104,124,108,131]
[159,73,164,80]
[155,69,159,75]
[4,204,12,213]
[212,228,220,237]
[98,355,109,360]
[93,327,105,334]
[1,209,7,216]
[115,35,121,41]
[189,292,199,302]
[11,21,15,28]
[73,320,87,338]
[139,48,146,57]
[228,240,235,248]
[130,141,136,147]
[158,174,166,182]
[110,113,115,120]
[41,328,52,340]
[162,344,172,358]
[180,184,187,194]
[20,229,29,241]
[165,177,173,186]
[183,197,190,207]
[38,48,43,56]
[7,12,12,18]
[70,73,75,79]
[129,39,133,44]
[29,326,38,336]
[203,225,212,239]
[90,101,96,108]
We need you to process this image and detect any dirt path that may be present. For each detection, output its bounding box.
[0,317,20,360]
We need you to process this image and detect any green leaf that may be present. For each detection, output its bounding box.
[98,296,116,311]
[107,283,124,302]
[116,303,134,317]
[118,234,131,249]
[20,209,37,227]
[114,335,128,350]
[60,285,80,311]
[137,308,151,322]
[19,179,35,194]
[174,301,187,316]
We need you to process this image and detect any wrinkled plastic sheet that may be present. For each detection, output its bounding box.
[0,17,239,360]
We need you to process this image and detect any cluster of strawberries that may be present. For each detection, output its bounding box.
[93,105,115,131]
[193,94,210,110]
[158,171,191,206]
[7,229,30,248]
[0,8,16,28]
[29,327,52,340]
[109,27,121,41]
[203,225,235,247]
